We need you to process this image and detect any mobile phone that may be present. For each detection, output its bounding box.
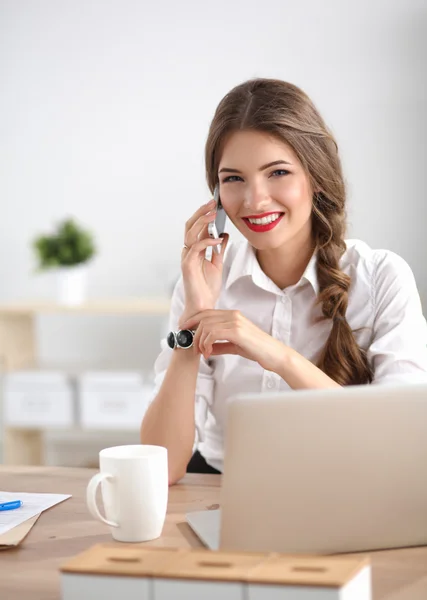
[208,184,227,254]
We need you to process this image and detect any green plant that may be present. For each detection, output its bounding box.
[33,218,96,270]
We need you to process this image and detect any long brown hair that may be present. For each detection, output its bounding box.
[205,78,372,386]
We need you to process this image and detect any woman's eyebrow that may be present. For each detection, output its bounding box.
[219,159,292,174]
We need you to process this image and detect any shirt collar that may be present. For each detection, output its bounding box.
[225,240,319,295]
[225,241,258,290]
[301,250,319,295]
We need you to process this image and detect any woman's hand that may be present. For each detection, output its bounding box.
[181,310,288,374]
[179,198,229,327]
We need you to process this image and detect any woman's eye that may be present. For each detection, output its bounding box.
[222,175,243,183]
[271,169,290,177]
[222,170,289,183]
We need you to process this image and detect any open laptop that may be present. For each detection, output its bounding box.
[186,383,427,554]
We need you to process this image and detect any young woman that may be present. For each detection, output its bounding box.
[140,78,427,484]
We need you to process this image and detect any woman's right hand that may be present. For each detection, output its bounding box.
[179,198,229,328]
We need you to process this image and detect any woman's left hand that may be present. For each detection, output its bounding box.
[180,310,288,374]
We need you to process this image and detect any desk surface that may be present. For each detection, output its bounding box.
[0,467,426,600]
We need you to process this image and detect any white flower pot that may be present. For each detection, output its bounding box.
[56,265,88,305]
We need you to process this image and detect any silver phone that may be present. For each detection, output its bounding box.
[208,184,227,254]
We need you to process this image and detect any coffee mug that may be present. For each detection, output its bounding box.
[86,444,168,543]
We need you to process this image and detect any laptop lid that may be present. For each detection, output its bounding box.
[219,383,427,554]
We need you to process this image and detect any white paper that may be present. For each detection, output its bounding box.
[0,491,71,535]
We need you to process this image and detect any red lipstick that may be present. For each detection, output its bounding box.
[242,212,284,233]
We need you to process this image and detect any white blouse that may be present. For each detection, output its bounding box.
[151,239,427,472]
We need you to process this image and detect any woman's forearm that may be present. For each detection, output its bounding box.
[276,346,341,390]
[140,347,201,485]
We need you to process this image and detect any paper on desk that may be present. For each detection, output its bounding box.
[0,491,71,536]
[0,514,41,549]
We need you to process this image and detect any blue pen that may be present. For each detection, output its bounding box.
[0,500,22,512]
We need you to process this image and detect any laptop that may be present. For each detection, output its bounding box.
[186,383,427,554]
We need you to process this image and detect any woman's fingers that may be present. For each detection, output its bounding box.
[197,323,236,357]
[182,237,222,265]
[184,199,215,239]
[210,342,240,356]
[199,223,209,240]
[185,199,215,232]
[211,233,229,268]
[185,211,216,248]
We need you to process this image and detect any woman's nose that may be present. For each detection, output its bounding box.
[243,185,270,213]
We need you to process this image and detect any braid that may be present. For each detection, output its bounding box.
[313,197,372,385]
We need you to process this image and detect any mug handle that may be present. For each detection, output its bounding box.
[86,472,119,528]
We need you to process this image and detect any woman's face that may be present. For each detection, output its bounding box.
[217,130,314,252]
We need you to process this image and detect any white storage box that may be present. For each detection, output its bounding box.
[3,371,74,428]
[78,371,153,430]
[60,544,371,600]
[246,553,371,599]
[61,545,181,600]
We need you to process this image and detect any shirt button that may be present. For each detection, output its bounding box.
[281,296,287,304]
[267,380,275,389]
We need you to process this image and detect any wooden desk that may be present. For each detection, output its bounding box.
[0,467,426,600]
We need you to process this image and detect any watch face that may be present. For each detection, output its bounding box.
[167,331,176,349]
[176,329,194,349]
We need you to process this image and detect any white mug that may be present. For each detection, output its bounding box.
[86,444,168,543]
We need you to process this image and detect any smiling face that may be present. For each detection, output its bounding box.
[218,130,314,252]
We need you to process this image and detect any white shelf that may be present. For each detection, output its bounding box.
[0,298,171,315]
[0,298,170,465]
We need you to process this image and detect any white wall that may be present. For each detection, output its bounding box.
[1,0,426,371]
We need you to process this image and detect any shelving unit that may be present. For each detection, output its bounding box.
[0,299,170,465]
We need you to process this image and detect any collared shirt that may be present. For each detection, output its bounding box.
[151,239,427,472]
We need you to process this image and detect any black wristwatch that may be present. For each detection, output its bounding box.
[167,329,196,350]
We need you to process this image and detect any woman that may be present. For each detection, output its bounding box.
[140,78,427,484]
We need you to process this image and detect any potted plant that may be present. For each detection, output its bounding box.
[33,218,96,305]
